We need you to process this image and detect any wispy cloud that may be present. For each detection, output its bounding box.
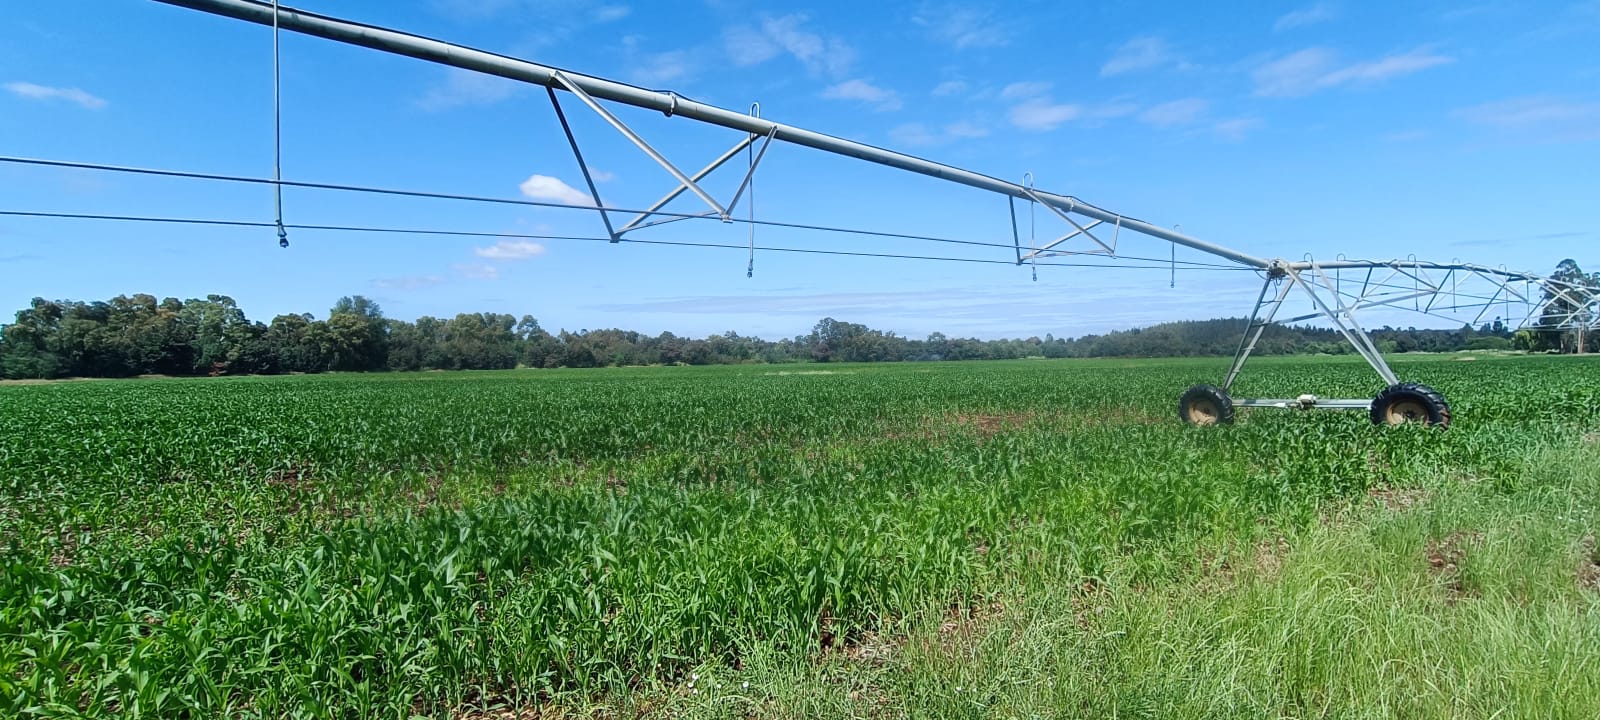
[518,175,594,206]
[821,79,902,111]
[1005,83,1136,132]
[4,81,106,109]
[1211,117,1263,141]
[913,4,1012,49]
[627,50,693,86]
[454,263,502,280]
[1274,2,1338,31]
[889,121,989,147]
[593,5,630,22]
[1000,81,1051,100]
[475,239,547,260]
[1139,98,1209,127]
[724,15,854,77]
[417,68,520,110]
[1453,95,1600,141]
[1253,47,1452,97]
[1100,37,1175,77]
[430,0,629,24]
[931,80,969,97]
[1009,99,1081,131]
[1450,230,1590,248]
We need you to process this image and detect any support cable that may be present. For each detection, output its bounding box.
[0,155,1248,269]
[0,209,1261,272]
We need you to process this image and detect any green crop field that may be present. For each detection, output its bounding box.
[3,355,1599,718]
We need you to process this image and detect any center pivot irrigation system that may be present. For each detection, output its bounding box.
[29,0,1600,428]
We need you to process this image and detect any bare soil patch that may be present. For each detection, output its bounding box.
[1579,535,1600,593]
[1426,531,1482,604]
[1368,484,1430,512]
[1195,536,1290,594]
[948,411,1036,438]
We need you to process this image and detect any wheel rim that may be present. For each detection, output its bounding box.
[1186,398,1220,425]
[1384,398,1430,425]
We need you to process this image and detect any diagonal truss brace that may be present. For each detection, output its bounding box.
[1017,187,1117,258]
[546,71,777,240]
[1295,263,1399,386]
[1224,262,1402,394]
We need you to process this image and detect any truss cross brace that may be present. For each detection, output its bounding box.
[1018,187,1116,257]
[545,71,780,241]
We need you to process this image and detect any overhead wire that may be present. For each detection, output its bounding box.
[0,209,1259,272]
[0,155,1248,270]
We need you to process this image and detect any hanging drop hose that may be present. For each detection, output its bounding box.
[746,103,759,278]
[272,0,287,248]
[1025,172,1037,282]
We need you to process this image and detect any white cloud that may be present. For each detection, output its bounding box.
[890,123,939,146]
[1139,98,1209,127]
[724,25,781,65]
[1005,89,1136,131]
[723,14,854,77]
[1100,37,1174,77]
[1253,47,1452,97]
[1009,99,1081,131]
[1082,102,1140,123]
[455,263,502,281]
[1274,3,1338,31]
[628,50,692,86]
[945,121,988,139]
[913,5,1011,49]
[417,68,520,110]
[1212,117,1262,141]
[1000,81,1051,100]
[931,80,969,97]
[1321,50,1453,85]
[590,169,616,182]
[593,5,630,22]
[890,121,989,147]
[4,81,106,110]
[822,79,902,111]
[518,174,594,206]
[1453,96,1600,141]
[475,239,548,260]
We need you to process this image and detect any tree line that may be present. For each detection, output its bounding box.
[1,260,1593,379]
[0,293,1581,380]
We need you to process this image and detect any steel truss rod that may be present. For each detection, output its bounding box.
[1223,275,1294,391]
[617,133,753,232]
[545,87,618,242]
[148,0,1274,270]
[1289,265,1399,385]
[1018,187,1114,256]
[548,71,728,220]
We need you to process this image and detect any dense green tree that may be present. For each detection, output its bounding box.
[328,295,388,371]
[4,288,1580,380]
[1537,259,1599,353]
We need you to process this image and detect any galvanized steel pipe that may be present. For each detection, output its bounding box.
[150,0,1275,269]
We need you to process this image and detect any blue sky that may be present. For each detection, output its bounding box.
[2,0,1597,339]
